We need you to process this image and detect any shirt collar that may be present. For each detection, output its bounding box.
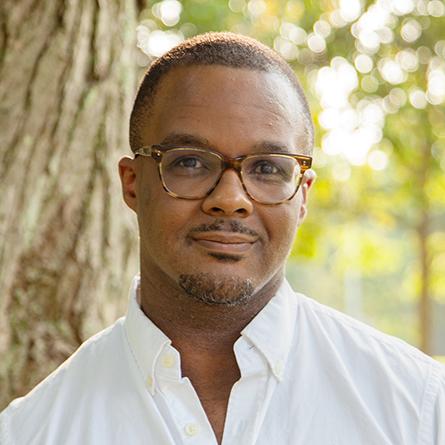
[124,275,173,395]
[124,275,298,391]
[239,279,298,382]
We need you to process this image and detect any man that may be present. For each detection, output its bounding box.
[0,32,443,444]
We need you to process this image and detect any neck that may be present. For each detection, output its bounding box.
[138,267,284,354]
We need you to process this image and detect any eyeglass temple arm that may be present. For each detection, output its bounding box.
[134,146,164,162]
[297,155,312,170]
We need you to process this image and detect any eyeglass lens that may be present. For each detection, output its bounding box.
[160,148,302,204]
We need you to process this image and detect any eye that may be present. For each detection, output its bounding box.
[250,160,283,176]
[169,154,211,171]
[164,152,214,178]
[245,156,295,183]
[175,156,205,169]
[252,161,280,175]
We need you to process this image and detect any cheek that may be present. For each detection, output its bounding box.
[260,200,302,255]
[136,177,170,245]
[136,166,173,230]
[137,188,197,251]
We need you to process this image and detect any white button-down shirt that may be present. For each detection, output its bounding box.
[1,276,444,444]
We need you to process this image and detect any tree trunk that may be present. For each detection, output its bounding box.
[0,0,140,410]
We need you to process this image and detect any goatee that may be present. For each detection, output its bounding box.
[179,273,255,306]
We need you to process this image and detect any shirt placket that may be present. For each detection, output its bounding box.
[154,345,218,445]
[221,337,277,445]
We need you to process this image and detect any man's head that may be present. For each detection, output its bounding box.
[120,32,316,308]
[130,32,314,154]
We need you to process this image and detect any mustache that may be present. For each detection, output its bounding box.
[189,219,259,237]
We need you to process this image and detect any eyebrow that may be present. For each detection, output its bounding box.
[159,133,295,155]
[250,141,292,154]
[160,133,211,148]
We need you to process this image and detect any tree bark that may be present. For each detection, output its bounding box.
[0,0,140,410]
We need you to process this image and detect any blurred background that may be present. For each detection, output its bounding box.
[0,0,444,410]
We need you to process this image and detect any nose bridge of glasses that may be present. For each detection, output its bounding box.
[218,158,246,190]
[221,156,243,173]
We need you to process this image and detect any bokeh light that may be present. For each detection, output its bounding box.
[428,0,445,17]
[137,26,184,58]
[368,150,389,170]
[401,19,422,42]
[378,58,407,84]
[152,0,183,27]
[409,88,428,108]
[355,54,373,73]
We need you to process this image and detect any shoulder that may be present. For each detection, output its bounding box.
[292,292,445,414]
[294,292,441,371]
[278,291,445,443]
[0,318,128,444]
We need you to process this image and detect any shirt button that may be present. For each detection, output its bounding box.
[146,376,153,387]
[185,423,199,436]
[162,355,174,368]
[275,363,283,375]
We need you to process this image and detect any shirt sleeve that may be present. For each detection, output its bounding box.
[0,408,12,445]
[418,361,445,445]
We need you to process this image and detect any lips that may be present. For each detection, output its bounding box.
[190,232,258,254]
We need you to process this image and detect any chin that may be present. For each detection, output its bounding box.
[178,272,255,306]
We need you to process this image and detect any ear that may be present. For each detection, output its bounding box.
[297,169,316,226]
[118,156,138,213]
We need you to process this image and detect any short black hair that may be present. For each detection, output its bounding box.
[130,32,314,153]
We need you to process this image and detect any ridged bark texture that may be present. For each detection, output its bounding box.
[0,0,140,410]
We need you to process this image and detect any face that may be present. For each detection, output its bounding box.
[120,66,315,306]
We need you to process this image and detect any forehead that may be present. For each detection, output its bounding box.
[144,65,311,154]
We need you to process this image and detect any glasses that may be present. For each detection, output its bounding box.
[134,145,312,205]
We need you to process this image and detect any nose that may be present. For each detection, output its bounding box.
[201,169,254,217]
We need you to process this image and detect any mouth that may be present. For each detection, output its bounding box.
[190,232,258,255]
